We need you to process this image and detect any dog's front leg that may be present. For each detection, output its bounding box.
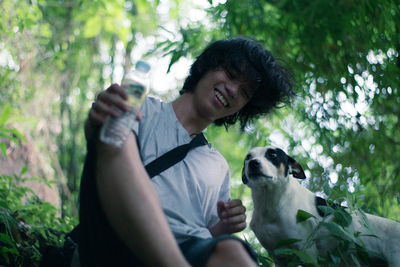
[293,216,320,262]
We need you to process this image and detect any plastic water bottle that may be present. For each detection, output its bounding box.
[100,60,151,147]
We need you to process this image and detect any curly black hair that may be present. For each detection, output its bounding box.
[180,37,295,129]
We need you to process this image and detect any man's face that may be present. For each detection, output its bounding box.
[193,69,253,122]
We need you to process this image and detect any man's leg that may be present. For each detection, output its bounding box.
[96,133,189,267]
[179,235,258,267]
[206,239,257,267]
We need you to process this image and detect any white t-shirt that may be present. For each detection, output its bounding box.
[132,96,230,243]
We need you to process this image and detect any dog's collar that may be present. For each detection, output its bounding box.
[315,196,342,217]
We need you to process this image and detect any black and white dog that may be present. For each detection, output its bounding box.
[242,146,400,266]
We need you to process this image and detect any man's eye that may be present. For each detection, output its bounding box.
[241,88,250,99]
[224,70,234,80]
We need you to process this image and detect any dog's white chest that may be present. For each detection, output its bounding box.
[250,207,310,251]
[249,180,318,252]
[250,217,285,251]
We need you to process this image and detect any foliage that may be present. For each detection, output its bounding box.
[268,205,388,266]
[1,0,163,217]
[1,0,400,266]
[0,106,77,266]
[163,0,400,221]
[248,199,388,266]
[0,172,77,266]
[0,104,26,157]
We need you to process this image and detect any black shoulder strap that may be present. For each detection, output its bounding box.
[145,133,208,178]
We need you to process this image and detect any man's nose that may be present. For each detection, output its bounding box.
[226,81,240,99]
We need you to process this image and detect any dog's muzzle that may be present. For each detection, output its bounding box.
[242,159,262,184]
[249,159,261,169]
[248,159,263,177]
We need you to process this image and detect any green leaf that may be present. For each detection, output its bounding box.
[317,205,335,217]
[328,252,342,264]
[0,233,14,246]
[350,253,362,267]
[83,15,102,38]
[333,209,352,227]
[320,221,356,243]
[20,166,28,176]
[1,246,19,255]
[167,49,183,73]
[296,209,316,223]
[274,248,318,265]
[7,128,25,143]
[0,104,11,126]
[355,243,370,263]
[258,254,273,267]
[0,199,8,209]
[323,182,332,196]
[0,143,6,157]
[275,238,302,248]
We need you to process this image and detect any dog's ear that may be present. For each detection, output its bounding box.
[288,156,306,179]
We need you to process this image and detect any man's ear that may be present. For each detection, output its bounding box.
[288,156,306,179]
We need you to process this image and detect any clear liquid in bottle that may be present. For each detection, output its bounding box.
[100,60,150,147]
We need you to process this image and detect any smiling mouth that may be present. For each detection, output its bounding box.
[215,89,229,108]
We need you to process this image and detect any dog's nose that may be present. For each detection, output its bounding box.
[249,159,260,169]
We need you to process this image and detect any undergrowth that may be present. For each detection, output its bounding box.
[0,170,77,266]
[255,195,388,267]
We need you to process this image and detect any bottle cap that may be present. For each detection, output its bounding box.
[136,60,151,73]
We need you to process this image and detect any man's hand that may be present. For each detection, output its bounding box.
[85,84,141,141]
[209,199,247,237]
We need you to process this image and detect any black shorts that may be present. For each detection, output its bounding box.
[179,235,258,267]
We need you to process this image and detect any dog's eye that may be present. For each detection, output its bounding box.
[245,154,252,161]
[265,149,277,159]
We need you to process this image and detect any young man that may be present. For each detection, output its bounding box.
[79,37,294,266]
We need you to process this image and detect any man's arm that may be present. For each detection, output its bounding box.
[87,84,189,267]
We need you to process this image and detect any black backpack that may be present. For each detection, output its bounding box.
[41,132,207,267]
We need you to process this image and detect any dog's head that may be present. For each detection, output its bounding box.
[242,146,306,188]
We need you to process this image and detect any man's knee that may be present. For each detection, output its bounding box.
[207,239,256,267]
[212,239,250,262]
